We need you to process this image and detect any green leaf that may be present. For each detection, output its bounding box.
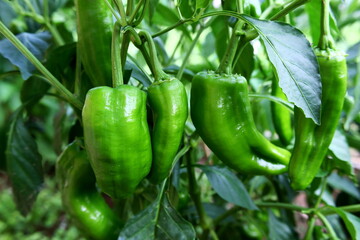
[233,42,254,80]
[45,43,77,92]
[327,173,360,200]
[268,209,295,240]
[244,0,261,17]
[243,16,322,124]
[326,130,354,177]
[0,32,52,80]
[147,0,160,24]
[196,0,211,10]
[198,165,258,210]
[20,76,51,104]
[163,65,195,82]
[330,207,360,240]
[118,195,196,240]
[125,58,152,87]
[178,0,196,19]
[211,16,229,61]
[6,108,44,216]
[201,32,215,58]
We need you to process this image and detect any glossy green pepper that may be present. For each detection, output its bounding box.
[147,77,188,184]
[75,0,113,87]
[135,31,188,184]
[289,48,347,190]
[271,79,293,146]
[56,140,121,240]
[191,71,291,175]
[82,85,152,199]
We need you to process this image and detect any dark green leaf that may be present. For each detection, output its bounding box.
[211,16,229,61]
[201,32,216,58]
[330,207,360,240]
[163,65,195,82]
[326,130,354,177]
[268,209,295,240]
[6,108,44,216]
[20,76,51,104]
[198,165,258,210]
[327,173,360,200]
[179,0,195,19]
[0,32,52,80]
[243,16,321,124]
[233,42,254,80]
[45,43,77,91]
[147,0,160,24]
[118,195,196,240]
[0,0,16,27]
[125,59,152,87]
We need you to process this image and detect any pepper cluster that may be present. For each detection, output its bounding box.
[54,0,348,239]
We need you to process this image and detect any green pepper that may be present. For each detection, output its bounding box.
[271,79,293,146]
[75,0,113,87]
[56,140,122,240]
[147,78,188,184]
[82,85,152,198]
[191,71,291,175]
[289,48,347,190]
[135,31,188,184]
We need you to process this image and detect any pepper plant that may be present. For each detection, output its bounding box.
[0,0,360,239]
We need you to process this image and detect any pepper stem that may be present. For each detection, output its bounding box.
[318,0,334,50]
[216,21,245,75]
[139,31,168,82]
[112,22,124,87]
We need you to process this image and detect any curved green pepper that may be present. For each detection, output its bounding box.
[147,77,188,184]
[191,71,291,175]
[56,140,121,240]
[289,49,347,190]
[271,79,293,146]
[82,85,152,199]
[75,0,113,87]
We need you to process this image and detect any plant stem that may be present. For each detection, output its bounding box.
[42,0,64,46]
[166,34,184,66]
[114,0,128,26]
[139,31,167,81]
[152,19,194,38]
[314,178,327,209]
[270,0,309,21]
[176,26,204,80]
[186,150,217,240]
[320,204,360,215]
[317,212,339,240]
[304,216,316,240]
[104,0,122,23]
[128,0,144,23]
[74,42,82,97]
[318,0,334,50]
[217,21,245,74]
[236,0,244,13]
[0,21,82,109]
[112,22,123,87]
[126,0,134,15]
[257,202,309,212]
